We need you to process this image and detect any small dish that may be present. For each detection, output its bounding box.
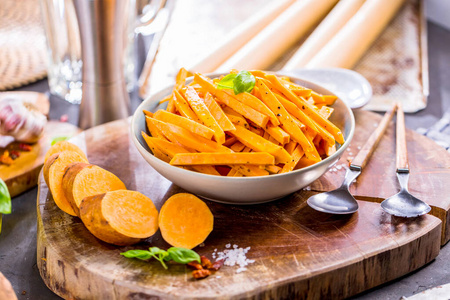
[131,72,355,204]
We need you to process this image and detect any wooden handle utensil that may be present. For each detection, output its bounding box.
[350,103,398,170]
[396,103,409,172]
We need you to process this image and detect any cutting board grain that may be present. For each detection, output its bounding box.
[37,111,443,299]
[0,121,80,197]
[311,112,450,245]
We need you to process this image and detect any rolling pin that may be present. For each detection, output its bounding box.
[306,0,407,69]
[283,0,365,70]
[187,0,296,73]
[215,0,339,72]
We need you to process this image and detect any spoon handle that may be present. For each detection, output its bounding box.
[396,103,409,172]
[350,103,397,171]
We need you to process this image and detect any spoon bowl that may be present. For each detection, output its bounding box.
[307,187,359,214]
[307,168,360,214]
[381,191,431,218]
[380,172,431,218]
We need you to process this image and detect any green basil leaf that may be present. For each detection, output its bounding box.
[149,247,169,269]
[233,71,255,95]
[51,136,69,146]
[217,74,236,90]
[120,250,153,260]
[0,178,11,215]
[167,247,201,264]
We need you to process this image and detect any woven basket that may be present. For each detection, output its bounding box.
[0,0,48,90]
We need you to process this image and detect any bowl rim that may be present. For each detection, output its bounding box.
[131,71,355,181]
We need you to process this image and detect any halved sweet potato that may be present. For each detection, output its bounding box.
[62,163,126,217]
[159,193,214,249]
[46,151,89,216]
[44,141,87,163]
[79,190,159,246]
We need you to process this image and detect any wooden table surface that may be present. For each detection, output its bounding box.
[0,5,449,300]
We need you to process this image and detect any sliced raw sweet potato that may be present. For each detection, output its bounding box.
[43,153,59,186]
[44,141,87,163]
[159,193,213,249]
[79,190,159,246]
[62,163,126,217]
[46,151,89,216]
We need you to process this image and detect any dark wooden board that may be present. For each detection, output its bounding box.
[0,121,80,197]
[37,112,443,299]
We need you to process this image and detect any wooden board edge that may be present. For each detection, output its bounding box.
[7,165,41,198]
[229,218,442,299]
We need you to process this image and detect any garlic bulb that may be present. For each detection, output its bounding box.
[0,97,47,143]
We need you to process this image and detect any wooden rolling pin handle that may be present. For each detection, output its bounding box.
[396,103,409,173]
[350,103,398,170]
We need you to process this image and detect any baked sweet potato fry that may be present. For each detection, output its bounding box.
[147,117,232,153]
[170,152,274,166]
[194,74,269,128]
[184,86,225,144]
[203,93,235,131]
[173,90,201,122]
[223,90,279,126]
[145,136,220,175]
[266,74,344,144]
[154,109,215,140]
[230,125,291,164]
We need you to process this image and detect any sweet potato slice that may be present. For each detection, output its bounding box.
[44,141,87,163]
[159,193,213,249]
[46,151,89,216]
[62,163,126,217]
[79,190,159,246]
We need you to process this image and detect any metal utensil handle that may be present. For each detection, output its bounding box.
[350,103,398,171]
[396,103,409,172]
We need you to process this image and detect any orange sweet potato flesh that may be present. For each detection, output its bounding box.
[62,163,126,217]
[46,151,89,216]
[44,141,87,163]
[79,190,159,246]
[159,193,213,249]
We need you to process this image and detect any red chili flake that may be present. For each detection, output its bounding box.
[192,269,211,279]
[209,259,224,271]
[200,256,213,269]
[9,150,20,160]
[187,261,203,270]
[19,143,32,151]
[60,114,69,122]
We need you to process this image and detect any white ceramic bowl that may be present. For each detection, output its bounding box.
[131,72,355,204]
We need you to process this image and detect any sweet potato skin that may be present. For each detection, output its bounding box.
[47,151,89,216]
[62,162,92,216]
[79,193,141,246]
[43,153,59,186]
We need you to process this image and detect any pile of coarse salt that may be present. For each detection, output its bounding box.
[212,244,255,274]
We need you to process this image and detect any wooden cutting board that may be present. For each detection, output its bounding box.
[0,121,80,197]
[37,110,446,299]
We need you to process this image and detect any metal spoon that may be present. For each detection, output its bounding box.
[286,68,373,109]
[381,104,431,217]
[307,104,398,214]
